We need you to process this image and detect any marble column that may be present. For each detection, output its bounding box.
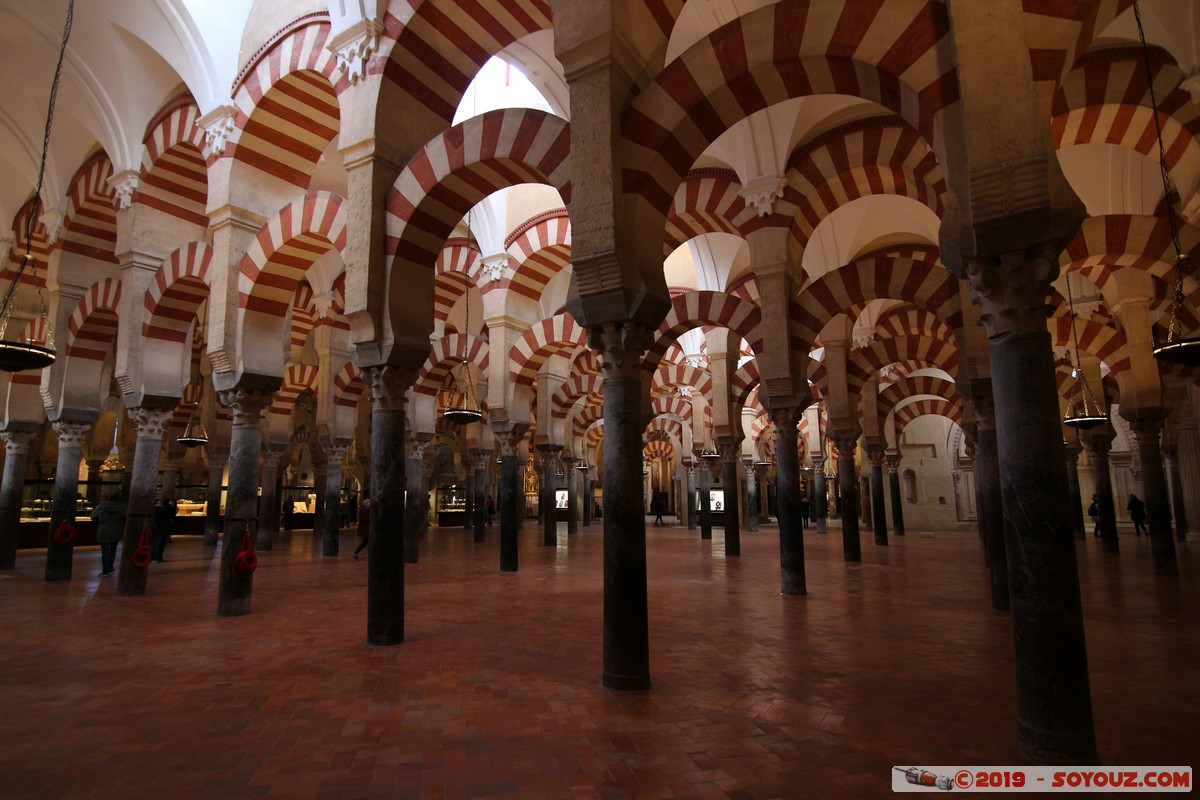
[496,431,520,572]
[517,456,528,531]
[592,322,651,691]
[473,451,489,542]
[771,408,806,595]
[1064,443,1086,541]
[363,366,409,645]
[1174,416,1200,539]
[719,441,740,557]
[974,397,1009,612]
[866,447,888,546]
[255,448,283,550]
[1086,437,1119,553]
[967,244,1095,763]
[697,460,713,539]
[44,420,91,581]
[582,468,593,527]
[832,433,861,562]
[683,459,696,530]
[745,459,759,532]
[812,456,828,534]
[538,445,561,547]
[203,449,227,547]
[215,385,274,615]
[1127,417,1178,576]
[886,455,905,536]
[563,456,578,535]
[1162,444,1188,542]
[403,437,428,563]
[322,443,349,557]
[463,460,475,532]
[311,460,328,540]
[117,406,173,597]
[0,429,37,570]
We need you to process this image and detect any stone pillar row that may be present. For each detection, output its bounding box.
[323,442,350,558]
[832,432,861,562]
[770,407,805,596]
[811,455,828,534]
[719,440,741,557]
[118,405,174,597]
[44,420,92,582]
[885,455,905,537]
[866,446,888,547]
[364,366,407,645]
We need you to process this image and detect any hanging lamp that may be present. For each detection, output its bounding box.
[1062,273,1109,430]
[1133,3,1200,366]
[442,215,483,424]
[700,421,720,461]
[0,0,74,371]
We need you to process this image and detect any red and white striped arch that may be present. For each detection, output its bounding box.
[622,0,959,214]
[786,117,946,255]
[507,209,572,302]
[1062,214,1200,291]
[792,256,962,349]
[66,279,122,361]
[644,291,763,369]
[433,270,477,327]
[386,109,571,280]
[508,314,587,386]
[727,273,761,305]
[1052,49,1199,173]
[664,169,747,253]
[268,363,319,418]
[643,439,674,462]
[846,335,960,396]
[60,153,118,264]
[582,419,605,454]
[874,304,953,342]
[878,373,959,413]
[415,333,490,396]
[551,373,604,420]
[228,19,342,190]
[650,394,692,422]
[646,415,684,444]
[3,198,52,287]
[1048,315,1131,375]
[137,95,208,227]
[288,283,322,353]
[332,360,366,409]
[572,403,605,443]
[651,362,713,400]
[239,192,347,318]
[730,358,760,410]
[572,348,601,377]
[894,397,962,434]
[143,242,212,343]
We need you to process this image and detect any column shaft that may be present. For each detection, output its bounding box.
[403,442,425,563]
[322,451,346,557]
[1164,451,1187,541]
[976,422,1009,612]
[698,464,713,539]
[365,370,407,645]
[203,456,226,547]
[498,435,519,571]
[721,445,740,557]
[1064,448,1086,541]
[216,388,272,616]
[773,411,806,595]
[0,432,37,570]
[1129,418,1178,576]
[812,459,828,534]
[868,451,888,546]
[565,458,578,535]
[887,462,905,536]
[745,466,759,532]
[684,464,696,530]
[45,421,89,581]
[117,408,171,597]
[1089,442,1120,553]
[255,454,281,550]
[834,435,861,562]
[473,456,488,542]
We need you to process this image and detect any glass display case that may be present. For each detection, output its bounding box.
[435,485,467,526]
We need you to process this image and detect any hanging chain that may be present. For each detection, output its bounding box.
[1065,273,1101,416]
[1134,1,1188,342]
[0,0,74,345]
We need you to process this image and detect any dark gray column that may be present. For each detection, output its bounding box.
[968,244,1095,764]
[311,461,327,540]
[322,443,348,557]
[473,451,489,542]
[582,468,592,527]
[254,448,283,550]
[1064,444,1086,541]
[203,450,227,547]
[1163,444,1188,542]
[463,461,474,531]
[1086,437,1119,553]
[215,384,275,615]
[403,437,427,563]
[496,431,520,571]
[684,459,696,530]
[563,455,578,535]
[117,405,173,597]
[719,441,740,557]
[886,456,905,536]
[698,460,713,539]
[592,323,651,691]
[812,456,828,534]
[832,433,861,562]
[745,459,759,532]
[538,445,561,546]
[1127,417,1178,576]
[0,429,36,570]
[973,397,1009,612]
[866,447,888,546]
[771,407,806,595]
[45,420,91,581]
[363,366,409,645]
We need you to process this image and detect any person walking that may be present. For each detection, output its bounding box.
[1088,494,1100,538]
[151,497,177,563]
[485,494,495,525]
[91,491,126,576]
[651,494,665,526]
[352,496,370,559]
[1127,494,1148,538]
[800,492,811,527]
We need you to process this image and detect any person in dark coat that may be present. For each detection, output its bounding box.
[151,498,177,563]
[91,492,126,576]
[1088,494,1101,538]
[1127,494,1148,538]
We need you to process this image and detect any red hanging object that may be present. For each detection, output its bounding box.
[131,524,152,568]
[52,520,77,545]
[231,530,258,579]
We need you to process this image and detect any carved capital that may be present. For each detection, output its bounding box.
[966,242,1060,337]
[129,407,173,440]
[52,420,91,449]
[589,322,652,380]
[198,105,237,158]
[106,169,140,211]
[481,253,510,283]
[218,387,274,428]
[831,433,858,460]
[405,438,428,462]
[363,365,412,411]
[475,451,495,471]
[718,440,741,464]
[494,430,518,458]
[739,175,786,218]
[1085,437,1112,459]
[1,430,37,455]
[1126,415,1164,448]
[865,446,885,468]
[260,448,284,469]
[329,18,384,84]
[885,454,901,474]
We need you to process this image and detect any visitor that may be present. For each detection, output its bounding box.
[485,494,495,525]
[1088,494,1100,538]
[651,494,664,526]
[800,493,810,527]
[1127,494,1147,538]
[151,497,177,563]
[352,496,370,560]
[91,491,126,577]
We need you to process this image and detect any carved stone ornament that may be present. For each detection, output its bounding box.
[363,365,412,411]
[739,176,786,218]
[589,323,652,378]
[965,243,1059,337]
[329,18,383,84]
[1,430,37,455]
[495,430,517,458]
[198,105,237,158]
[106,170,140,211]
[129,407,174,440]
[481,253,509,283]
[405,438,428,462]
[52,420,91,449]
[218,387,274,428]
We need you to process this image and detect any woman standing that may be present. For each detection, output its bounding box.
[91,492,126,576]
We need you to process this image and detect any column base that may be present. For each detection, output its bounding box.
[602,671,651,691]
[1018,724,1098,766]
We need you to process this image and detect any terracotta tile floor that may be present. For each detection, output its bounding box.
[1,522,1195,799]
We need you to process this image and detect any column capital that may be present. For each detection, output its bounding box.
[588,322,652,380]
[474,451,495,470]
[363,365,413,411]
[218,386,275,427]
[718,440,741,464]
[768,406,801,430]
[1,430,37,455]
[494,430,519,458]
[51,420,91,448]
[404,437,428,462]
[129,406,174,439]
[1126,415,1165,445]
[864,446,885,468]
[260,449,284,469]
[1085,436,1112,458]
[885,454,902,473]
[965,241,1059,337]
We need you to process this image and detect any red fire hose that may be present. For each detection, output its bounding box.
[52,520,77,545]
[231,531,257,579]
[131,524,152,568]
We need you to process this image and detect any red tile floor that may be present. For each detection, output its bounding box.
[1,521,1196,799]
